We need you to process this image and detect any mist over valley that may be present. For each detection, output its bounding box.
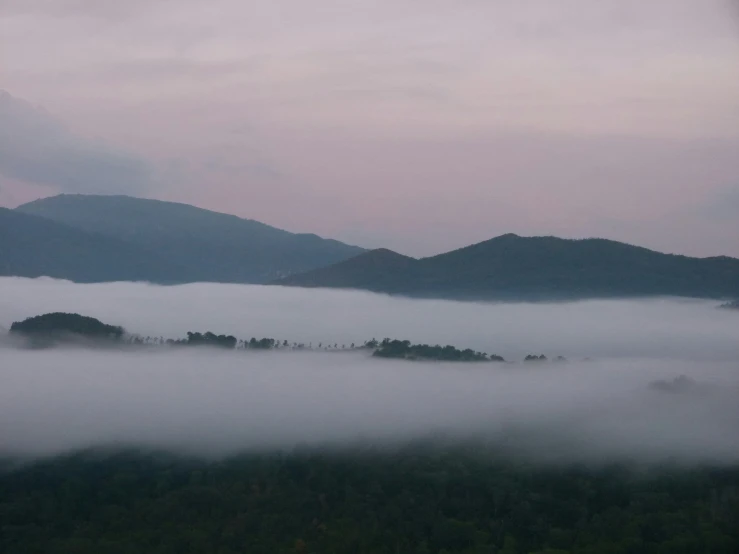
[3,0,739,550]
[1,278,737,465]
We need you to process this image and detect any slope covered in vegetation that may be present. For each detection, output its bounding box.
[1,447,737,554]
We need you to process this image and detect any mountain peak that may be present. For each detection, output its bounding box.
[360,248,417,262]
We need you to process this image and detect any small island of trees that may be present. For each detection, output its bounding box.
[9,312,125,346]
[7,312,576,363]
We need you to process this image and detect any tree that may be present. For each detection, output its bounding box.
[185,331,237,349]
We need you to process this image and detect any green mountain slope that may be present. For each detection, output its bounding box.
[273,234,739,300]
[15,194,364,283]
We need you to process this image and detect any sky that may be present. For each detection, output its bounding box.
[2,278,739,462]
[1,0,738,257]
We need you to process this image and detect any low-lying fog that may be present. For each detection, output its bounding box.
[2,277,738,361]
[1,277,737,464]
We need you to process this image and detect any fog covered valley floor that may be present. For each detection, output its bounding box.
[1,278,738,553]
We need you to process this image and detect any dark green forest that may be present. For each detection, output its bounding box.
[1,446,738,554]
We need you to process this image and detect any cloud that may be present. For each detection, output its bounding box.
[0,0,160,20]
[1,278,738,464]
[712,186,739,216]
[0,90,152,194]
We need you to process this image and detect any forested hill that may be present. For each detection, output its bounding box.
[13,194,364,284]
[273,234,739,301]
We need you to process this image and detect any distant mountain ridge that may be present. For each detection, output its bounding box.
[274,234,739,300]
[9,194,364,283]
[6,194,739,300]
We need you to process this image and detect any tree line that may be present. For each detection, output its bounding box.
[9,312,566,362]
[372,338,505,362]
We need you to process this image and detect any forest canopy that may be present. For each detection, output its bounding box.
[1,446,738,554]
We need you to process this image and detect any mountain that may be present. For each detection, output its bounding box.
[0,208,182,282]
[272,233,739,300]
[9,195,739,299]
[15,194,364,283]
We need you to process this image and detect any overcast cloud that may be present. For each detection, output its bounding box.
[0,91,152,195]
[1,0,738,255]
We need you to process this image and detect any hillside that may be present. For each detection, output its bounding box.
[15,194,364,283]
[0,208,183,282]
[273,234,739,300]
[274,248,422,293]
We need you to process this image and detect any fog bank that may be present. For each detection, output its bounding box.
[1,277,738,361]
[1,277,737,464]
[1,349,738,464]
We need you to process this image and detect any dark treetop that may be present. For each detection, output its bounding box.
[10,312,124,341]
[372,338,505,362]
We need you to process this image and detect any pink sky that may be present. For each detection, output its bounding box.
[1,0,738,256]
